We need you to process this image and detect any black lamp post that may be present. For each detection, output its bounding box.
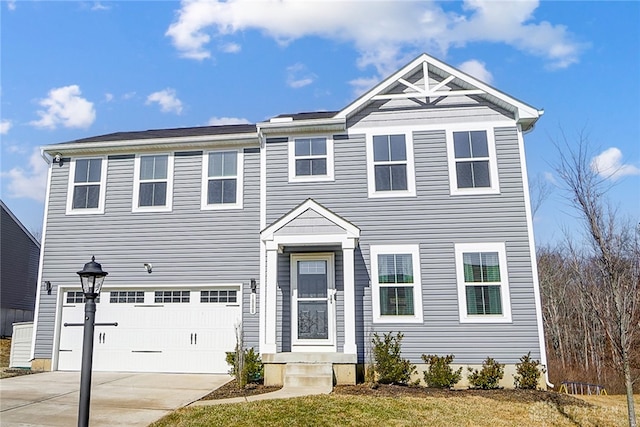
[76,256,108,427]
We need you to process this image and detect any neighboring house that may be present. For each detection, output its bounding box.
[1,200,40,337]
[31,53,548,387]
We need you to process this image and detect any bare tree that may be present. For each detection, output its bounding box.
[529,174,553,218]
[553,131,639,427]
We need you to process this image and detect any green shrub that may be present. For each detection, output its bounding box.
[371,332,416,385]
[514,352,544,389]
[226,347,263,387]
[467,357,504,389]
[421,354,462,389]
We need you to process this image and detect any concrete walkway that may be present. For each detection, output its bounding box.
[0,371,231,426]
[190,383,333,406]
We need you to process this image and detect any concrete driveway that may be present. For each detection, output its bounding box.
[0,371,231,426]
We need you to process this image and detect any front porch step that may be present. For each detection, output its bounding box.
[284,363,333,389]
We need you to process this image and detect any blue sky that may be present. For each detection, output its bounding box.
[1,0,639,246]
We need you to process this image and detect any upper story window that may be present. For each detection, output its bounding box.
[133,154,174,212]
[447,128,499,195]
[201,150,243,210]
[370,244,423,323]
[455,243,512,323]
[66,157,107,215]
[288,137,334,182]
[366,132,416,198]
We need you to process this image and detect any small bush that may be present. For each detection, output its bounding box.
[226,347,263,387]
[371,332,416,385]
[421,354,462,389]
[467,357,504,389]
[514,352,544,389]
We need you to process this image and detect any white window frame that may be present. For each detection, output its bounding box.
[446,126,500,195]
[455,242,512,323]
[370,244,423,323]
[366,131,416,198]
[201,149,244,210]
[288,136,335,182]
[132,153,174,212]
[66,156,108,215]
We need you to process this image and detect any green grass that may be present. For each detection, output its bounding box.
[150,393,639,427]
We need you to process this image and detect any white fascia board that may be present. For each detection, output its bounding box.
[257,118,345,135]
[337,54,428,119]
[42,132,260,156]
[337,53,542,128]
[260,199,360,241]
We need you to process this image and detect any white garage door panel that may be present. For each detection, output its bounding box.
[57,289,240,374]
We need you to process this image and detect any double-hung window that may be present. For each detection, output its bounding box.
[371,245,423,323]
[367,132,416,197]
[455,243,512,323]
[447,128,499,195]
[66,157,107,214]
[133,154,173,212]
[288,137,334,182]
[201,150,243,209]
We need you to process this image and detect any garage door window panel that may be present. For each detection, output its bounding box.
[201,290,237,303]
[155,290,190,303]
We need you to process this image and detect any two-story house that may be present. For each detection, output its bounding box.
[1,200,40,337]
[31,53,547,388]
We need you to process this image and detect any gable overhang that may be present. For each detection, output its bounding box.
[41,131,260,157]
[261,199,360,251]
[257,117,346,137]
[336,53,543,132]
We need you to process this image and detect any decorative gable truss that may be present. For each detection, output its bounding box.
[337,53,542,131]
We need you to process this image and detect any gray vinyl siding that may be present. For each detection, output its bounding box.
[34,149,260,358]
[265,126,540,365]
[1,204,40,336]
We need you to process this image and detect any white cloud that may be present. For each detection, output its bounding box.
[7,1,16,11]
[543,171,557,185]
[122,91,136,100]
[104,93,114,102]
[458,59,493,84]
[30,85,96,129]
[91,2,110,11]
[590,147,640,181]
[146,88,183,114]
[1,120,12,135]
[1,149,48,202]
[207,116,251,125]
[349,76,381,97]
[166,0,585,75]
[286,63,316,88]
[220,42,241,53]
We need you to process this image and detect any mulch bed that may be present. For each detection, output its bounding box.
[0,367,37,379]
[333,384,592,407]
[202,380,591,408]
[201,380,282,400]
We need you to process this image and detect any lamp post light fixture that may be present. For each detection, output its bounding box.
[76,256,108,427]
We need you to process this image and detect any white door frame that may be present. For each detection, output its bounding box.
[290,253,336,352]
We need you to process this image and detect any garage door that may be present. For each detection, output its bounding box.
[57,288,241,373]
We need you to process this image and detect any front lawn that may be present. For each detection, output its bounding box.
[150,388,638,427]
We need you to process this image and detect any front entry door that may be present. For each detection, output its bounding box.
[291,253,336,351]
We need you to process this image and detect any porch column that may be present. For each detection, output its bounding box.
[263,242,278,353]
[342,239,357,355]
